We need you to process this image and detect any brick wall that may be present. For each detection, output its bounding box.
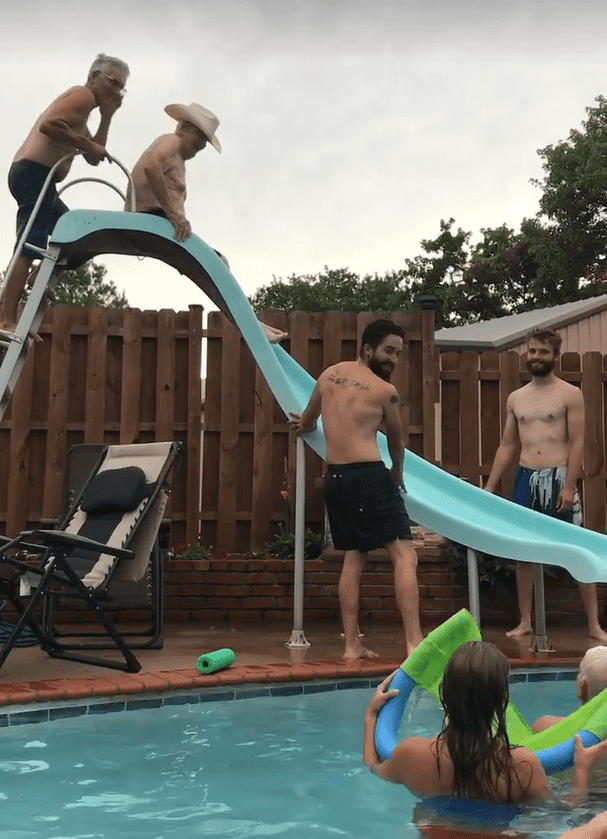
[165,528,452,625]
[164,527,607,630]
[4,529,603,630]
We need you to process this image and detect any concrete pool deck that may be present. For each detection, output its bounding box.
[0,620,594,708]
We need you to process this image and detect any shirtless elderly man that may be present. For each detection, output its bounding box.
[128,102,286,343]
[289,319,423,660]
[485,329,607,643]
[127,102,218,243]
[0,53,129,333]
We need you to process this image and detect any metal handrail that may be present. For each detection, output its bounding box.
[58,178,126,203]
[2,153,135,292]
[57,155,135,210]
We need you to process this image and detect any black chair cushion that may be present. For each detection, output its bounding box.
[80,466,149,515]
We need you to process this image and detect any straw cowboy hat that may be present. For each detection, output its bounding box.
[164,103,222,153]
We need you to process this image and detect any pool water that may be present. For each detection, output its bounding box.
[0,674,601,839]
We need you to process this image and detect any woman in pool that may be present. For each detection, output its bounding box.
[363,641,607,804]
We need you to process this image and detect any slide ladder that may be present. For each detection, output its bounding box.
[0,156,135,422]
[0,244,64,421]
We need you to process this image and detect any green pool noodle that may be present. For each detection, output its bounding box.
[196,648,235,674]
[400,609,607,752]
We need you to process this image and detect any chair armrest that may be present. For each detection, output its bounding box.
[24,530,135,561]
[0,533,48,556]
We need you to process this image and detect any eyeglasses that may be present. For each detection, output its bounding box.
[99,71,127,95]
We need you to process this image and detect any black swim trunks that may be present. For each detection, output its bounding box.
[9,160,69,259]
[142,208,227,263]
[324,461,412,552]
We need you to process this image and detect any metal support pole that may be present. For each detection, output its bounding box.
[286,435,310,648]
[530,564,553,653]
[466,548,481,628]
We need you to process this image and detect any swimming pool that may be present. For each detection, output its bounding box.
[0,671,601,839]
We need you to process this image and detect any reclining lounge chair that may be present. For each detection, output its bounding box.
[41,442,172,652]
[0,440,184,673]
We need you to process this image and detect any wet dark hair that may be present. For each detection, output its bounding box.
[359,319,405,355]
[436,641,526,802]
[527,329,562,354]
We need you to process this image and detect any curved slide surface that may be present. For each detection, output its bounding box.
[50,210,607,584]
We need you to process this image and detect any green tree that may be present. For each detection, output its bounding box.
[250,220,543,329]
[530,95,607,298]
[400,218,472,327]
[53,260,128,308]
[250,266,415,314]
[250,220,531,329]
[463,224,539,318]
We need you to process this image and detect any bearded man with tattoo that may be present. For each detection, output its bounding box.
[289,319,423,660]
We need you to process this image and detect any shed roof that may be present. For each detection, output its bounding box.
[434,294,607,350]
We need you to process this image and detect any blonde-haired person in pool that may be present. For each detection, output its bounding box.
[531,646,607,733]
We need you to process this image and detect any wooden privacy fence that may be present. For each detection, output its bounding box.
[201,309,436,553]
[440,350,607,533]
[0,304,203,546]
[7,307,606,555]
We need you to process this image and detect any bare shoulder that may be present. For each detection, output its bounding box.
[560,378,583,403]
[49,85,95,114]
[388,736,436,775]
[321,361,354,381]
[391,735,443,773]
[511,744,541,769]
[318,364,338,383]
[141,133,181,159]
[508,383,532,406]
[383,382,400,405]
[510,746,550,797]
[393,735,433,757]
[384,736,447,794]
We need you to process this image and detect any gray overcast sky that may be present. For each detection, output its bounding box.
[0,0,605,314]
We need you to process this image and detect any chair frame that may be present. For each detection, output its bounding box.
[0,440,184,673]
[41,443,171,651]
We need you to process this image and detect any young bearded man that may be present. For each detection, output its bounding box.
[289,319,423,660]
[485,329,607,643]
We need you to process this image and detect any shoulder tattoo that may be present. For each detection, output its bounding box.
[390,393,400,405]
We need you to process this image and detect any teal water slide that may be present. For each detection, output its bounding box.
[50,210,607,584]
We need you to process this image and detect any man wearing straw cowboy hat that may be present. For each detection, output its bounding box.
[128,102,222,242]
[128,102,287,343]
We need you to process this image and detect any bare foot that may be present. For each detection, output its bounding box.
[0,321,42,343]
[343,643,379,660]
[588,627,607,643]
[260,321,288,343]
[506,622,533,639]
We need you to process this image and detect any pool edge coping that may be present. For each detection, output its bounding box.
[0,652,582,709]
